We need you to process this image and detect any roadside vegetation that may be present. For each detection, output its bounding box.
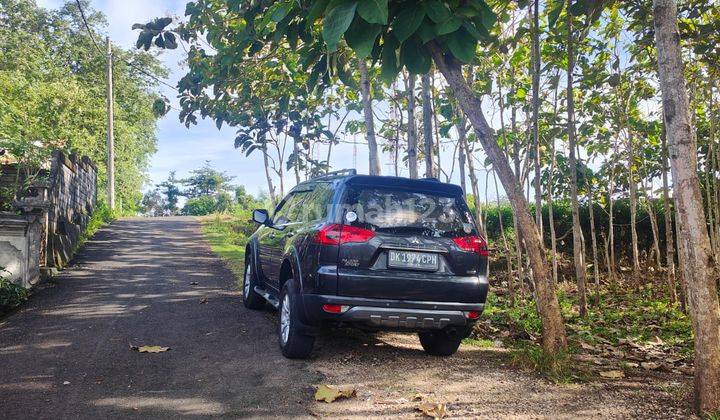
[0,266,28,313]
[0,0,166,214]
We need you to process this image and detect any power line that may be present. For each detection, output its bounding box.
[75,0,102,54]
[75,0,179,93]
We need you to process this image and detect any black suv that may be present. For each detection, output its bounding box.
[243,170,489,358]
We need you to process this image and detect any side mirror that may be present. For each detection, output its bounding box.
[252,209,270,225]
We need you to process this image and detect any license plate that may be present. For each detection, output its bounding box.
[388,250,439,271]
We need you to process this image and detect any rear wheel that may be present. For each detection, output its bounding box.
[278,280,315,359]
[242,259,264,309]
[418,329,464,356]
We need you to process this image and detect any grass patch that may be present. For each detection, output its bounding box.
[199,213,253,286]
[462,337,495,348]
[509,342,581,384]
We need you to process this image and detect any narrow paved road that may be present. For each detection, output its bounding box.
[0,217,318,419]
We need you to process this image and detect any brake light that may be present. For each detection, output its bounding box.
[314,224,375,245]
[322,304,350,314]
[452,235,489,257]
[465,311,481,320]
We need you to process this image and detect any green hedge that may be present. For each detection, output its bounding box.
[477,198,672,261]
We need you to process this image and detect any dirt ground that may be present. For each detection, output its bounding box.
[307,329,695,418]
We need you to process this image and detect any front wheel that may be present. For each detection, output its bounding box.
[242,259,265,309]
[278,280,315,359]
[418,329,464,356]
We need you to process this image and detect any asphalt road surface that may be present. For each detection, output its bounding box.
[0,217,318,419]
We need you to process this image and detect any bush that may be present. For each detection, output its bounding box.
[183,196,218,215]
[0,267,28,310]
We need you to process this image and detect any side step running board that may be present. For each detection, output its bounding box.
[254,286,280,309]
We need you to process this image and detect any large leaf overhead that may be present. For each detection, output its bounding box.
[322,1,358,52]
[357,0,389,25]
[392,8,426,43]
[345,16,382,58]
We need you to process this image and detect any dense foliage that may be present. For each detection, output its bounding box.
[0,0,166,212]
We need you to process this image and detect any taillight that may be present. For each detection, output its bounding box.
[452,235,489,257]
[314,224,375,245]
[465,310,481,320]
[322,304,350,314]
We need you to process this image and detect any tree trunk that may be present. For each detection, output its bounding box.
[421,72,435,178]
[462,128,486,236]
[494,170,515,305]
[654,0,720,412]
[406,73,419,179]
[548,134,559,286]
[498,83,524,294]
[566,6,588,317]
[262,148,277,207]
[531,0,543,242]
[628,132,641,275]
[457,112,467,195]
[661,121,678,303]
[587,181,600,304]
[431,44,567,354]
[359,60,381,176]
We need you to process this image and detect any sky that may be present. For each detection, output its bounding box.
[37,0,496,202]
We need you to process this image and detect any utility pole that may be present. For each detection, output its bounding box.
[106,36,115,210]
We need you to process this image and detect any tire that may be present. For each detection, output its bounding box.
[242,258,265,310]
[418,329,464,356]
[278,280,315,359]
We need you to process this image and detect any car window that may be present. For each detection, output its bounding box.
[272,195,296,225]
[299,183,334,222]
[345,187,476,238]
[285,191,311,223]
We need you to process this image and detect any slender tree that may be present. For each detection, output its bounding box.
[566,1,588,316]
[654,0,720,412]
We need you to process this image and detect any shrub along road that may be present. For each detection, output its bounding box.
[0,217,695,418]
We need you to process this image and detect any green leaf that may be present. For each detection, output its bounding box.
[380,33,400,82]
[400,37,431,74]
[423,0,451,23]
[416,18,437,43]
[345,16,382,58]
[270,1,292,22]
[475,0,497,32]
[392,7,426,43]
[445,28,476,63]
[322,1,358,52]
[569,0,591,16]
[307,0,330,23]
[357,0,388,25]
[435,17,462,35]
[547,0,564,29]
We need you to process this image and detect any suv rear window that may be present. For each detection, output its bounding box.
[345,188,477,237]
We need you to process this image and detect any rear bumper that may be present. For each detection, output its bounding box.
[300,294,485,331]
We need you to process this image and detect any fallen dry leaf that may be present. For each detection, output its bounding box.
[599,370,625,379]
[580,342,596,351]
[129,344,170,353]
[417,402,447,419]
[314,384,356,403]
[641,362,660,370]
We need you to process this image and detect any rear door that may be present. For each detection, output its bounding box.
[337,185,487,303]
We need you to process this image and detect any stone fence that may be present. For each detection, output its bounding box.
[0,151,98,288]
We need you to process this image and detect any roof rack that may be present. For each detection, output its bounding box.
[311,169,357,181]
